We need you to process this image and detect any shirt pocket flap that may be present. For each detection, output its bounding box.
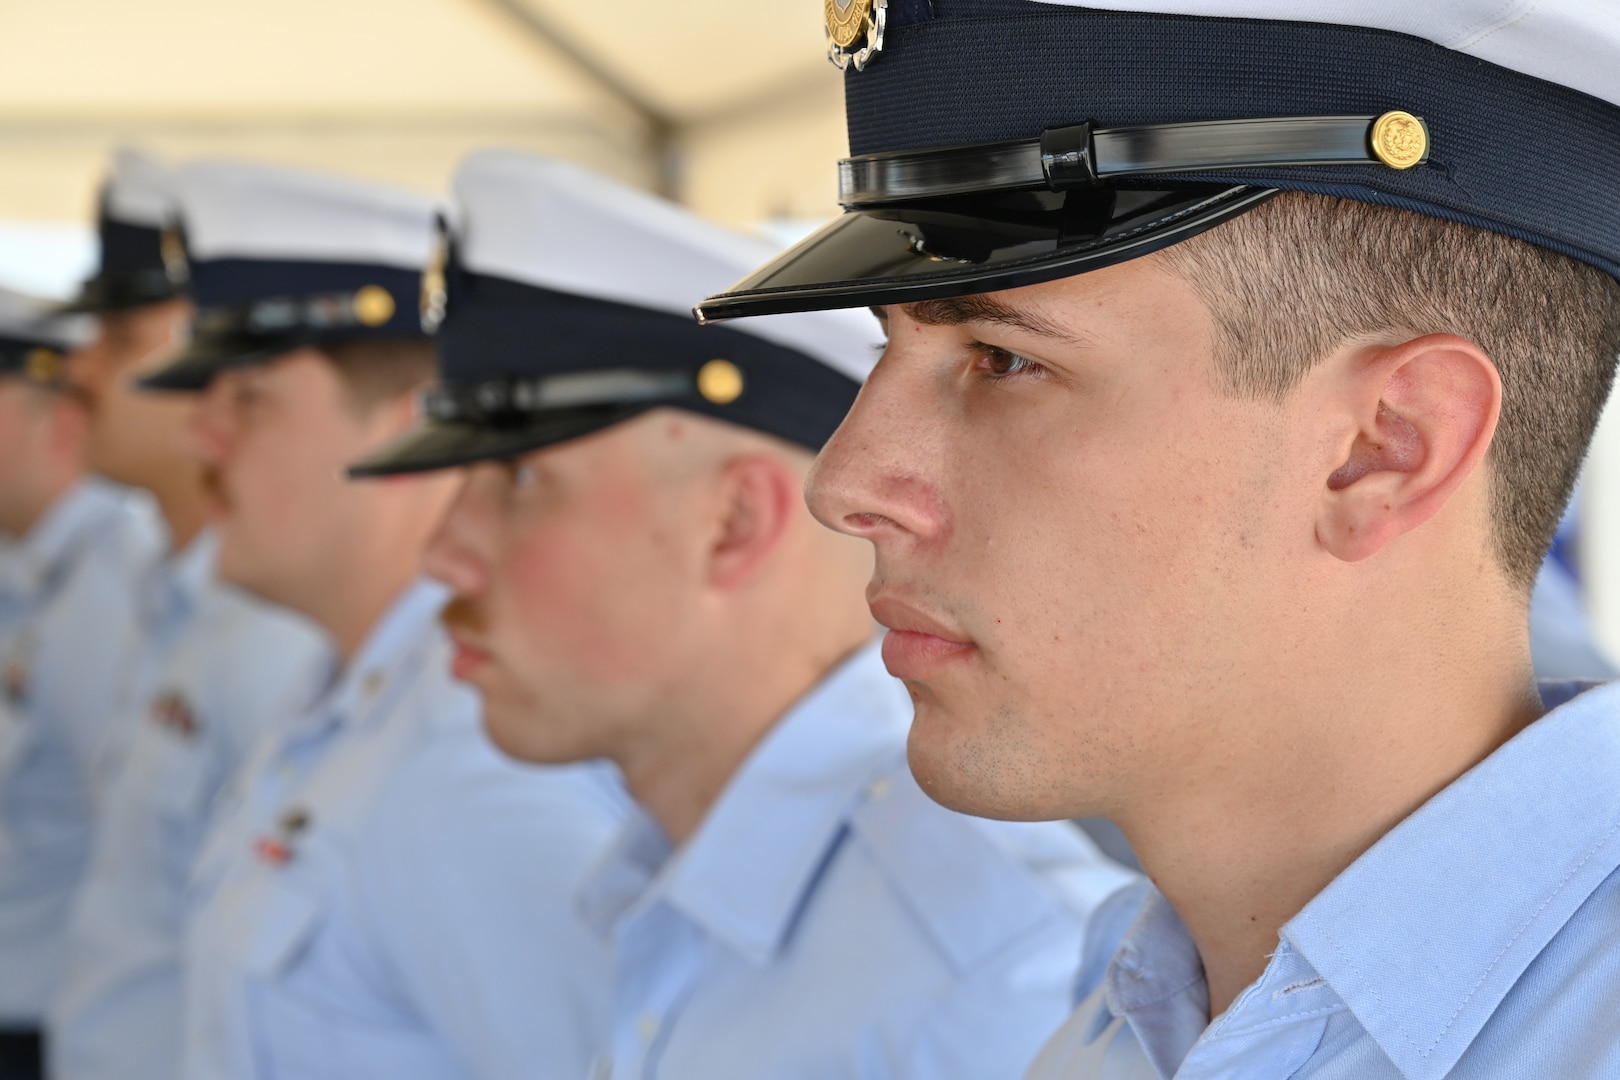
[243,886,323,980]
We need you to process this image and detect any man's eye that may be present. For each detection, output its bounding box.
[976,345,1042,381]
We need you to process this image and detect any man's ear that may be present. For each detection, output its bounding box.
[707,454,799,590]
[1316,334,1501,563]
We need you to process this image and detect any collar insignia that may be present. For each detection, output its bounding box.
[3,659,28,706]
[149,691,198,738]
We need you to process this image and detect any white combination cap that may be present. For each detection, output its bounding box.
[700,0,1620,320]
[350,149,886,478]
[455,150,882,384]
[0,286,93,384]
[143,160,439,392]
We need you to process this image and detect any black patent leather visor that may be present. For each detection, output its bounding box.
[348,405,652,478]
[697,112,1432,321]
[696,182,1274,320]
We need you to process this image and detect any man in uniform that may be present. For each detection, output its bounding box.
[47,148,330,1080]
[699,1,1620,1075]
[145,158,626,1080]
[354,148,1136,1078]
[0,288,158,1080]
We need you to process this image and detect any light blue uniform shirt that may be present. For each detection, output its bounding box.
[580,642,1138,1079]
[0,478,163,1024]
[179,581,629,1080]
[1027,680,1620,1080]
[49,531,331,1080]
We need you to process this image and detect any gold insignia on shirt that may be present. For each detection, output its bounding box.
[826,0,886,71]
[352,285,397,327]
[1370,111,1429,170]
[149,690,198,738]
[3,659,28,706]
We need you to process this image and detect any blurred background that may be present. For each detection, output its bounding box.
[0,0,846,293]
[3,0,1619,660]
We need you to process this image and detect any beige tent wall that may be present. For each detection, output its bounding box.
[0,0,845,230]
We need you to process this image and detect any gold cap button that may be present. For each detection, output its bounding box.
[24,349,60,385]
[1370,111,1428,170]
[696,359,745,405]
[352,285,397,327]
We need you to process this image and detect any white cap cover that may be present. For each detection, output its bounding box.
[179,159,439,271]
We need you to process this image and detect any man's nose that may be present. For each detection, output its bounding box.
[805,348,952,548]
[421,472,490,598]
[186,382,232,464]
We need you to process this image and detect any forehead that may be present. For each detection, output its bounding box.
[884,253,1204,338]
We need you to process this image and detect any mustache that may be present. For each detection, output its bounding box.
[439,597,487,637]
[198,465,229,506]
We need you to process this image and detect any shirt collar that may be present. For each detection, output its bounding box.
[1282,681,1620,1080]
[580,640,911,964]
[296,579,448,737]
[137,528,221,633]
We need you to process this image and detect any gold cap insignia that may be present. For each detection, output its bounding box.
[420,232,449,334]
[352,285,397,327]
[24,349,61,386]
[826,0,886,71]
[697,359,745,405]
[1370,111,1429,170]
[160,226,189,284]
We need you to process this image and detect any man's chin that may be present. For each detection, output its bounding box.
[479,703,591,767]
[905,703,1078,823]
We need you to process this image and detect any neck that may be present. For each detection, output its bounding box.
[318,568,418,668]
[6,470,81,541]
[620,612,873,846]
[148,466,211,553]
[1117,596,1542,1017]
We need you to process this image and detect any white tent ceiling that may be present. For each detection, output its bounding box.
[0,0,848,230]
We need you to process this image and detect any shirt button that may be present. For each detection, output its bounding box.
[636,1014,660,1043]
[867,776,893,800]
[362,671,386,698]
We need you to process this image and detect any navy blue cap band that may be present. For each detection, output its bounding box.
[437,272,858,451]
[844,2,1620,280]
[0,338,67,386]
[139,259,426,391]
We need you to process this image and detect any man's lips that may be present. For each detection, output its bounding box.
[868,595,977,679]
[445,632,493,682]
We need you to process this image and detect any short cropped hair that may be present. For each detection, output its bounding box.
[1160,192,1620,590]
[319,338,437,417]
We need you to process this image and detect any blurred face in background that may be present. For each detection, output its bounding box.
[423,410,715,765]
[188,348,395,613]
[65,298,195,489]
[0,378,85,538]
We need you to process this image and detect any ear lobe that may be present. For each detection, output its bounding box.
[1316,335,1500,564]
[708,455,798,590]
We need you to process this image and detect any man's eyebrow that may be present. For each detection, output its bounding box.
[898,295,1091,346]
